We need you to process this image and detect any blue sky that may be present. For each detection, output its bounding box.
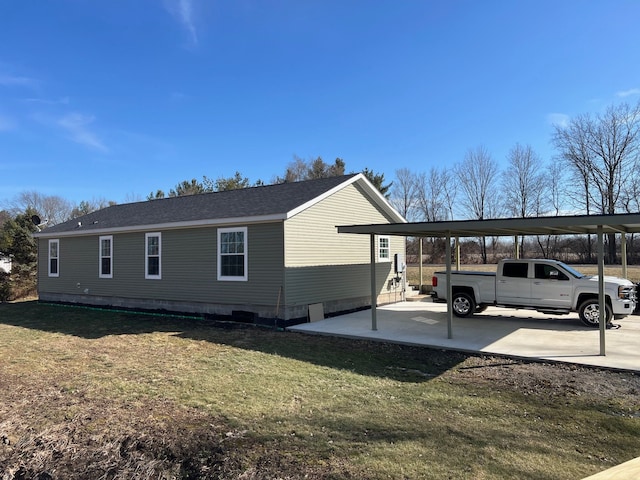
[1,0,639,206]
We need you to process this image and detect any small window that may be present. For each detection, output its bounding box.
[502,262,528,278]
[535,264,568,281]
[378,236,390,262]
[218,227,247,281]
[48,239,59,277]
[99,236,113,278]
[145,233,161,279]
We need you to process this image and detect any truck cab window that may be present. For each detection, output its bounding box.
[535,264,569,280]
[502,262,528,278]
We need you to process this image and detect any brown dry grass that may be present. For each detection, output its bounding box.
[1,301,639,479]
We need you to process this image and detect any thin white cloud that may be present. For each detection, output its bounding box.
[616,88,640,98]
[165,0,199,46]
[57,113,108,153]
[23,96,70,105]
[0,73,39,89]
[547,113,570,128]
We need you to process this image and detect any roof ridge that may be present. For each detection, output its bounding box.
[36,174,363,236]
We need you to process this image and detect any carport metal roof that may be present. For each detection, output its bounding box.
[338,212,640,356]
[337,212,640,237]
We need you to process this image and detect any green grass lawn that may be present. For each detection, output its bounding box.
[0,301,639,479]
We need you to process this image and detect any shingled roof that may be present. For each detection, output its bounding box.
[37,174,401,237]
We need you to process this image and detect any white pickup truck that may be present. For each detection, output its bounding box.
[431,259,636,327]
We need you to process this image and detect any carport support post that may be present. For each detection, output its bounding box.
[419,237,423,292]
[446,232,453,339]
[621,234,628,279]
[598,226,606,356]
[370,233,377,331]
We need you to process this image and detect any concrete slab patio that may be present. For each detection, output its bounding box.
[289,299,640,372]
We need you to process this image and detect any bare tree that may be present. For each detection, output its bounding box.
[535,157,568,258]
[502,144,545,218]
[620,159,640,262]
[9,191,73,226]
[441,167,457,221]
[455,146,500,263]
[456,146,500,221]
[413,167,450,262]
[501,144,545,255]
[553,101,640,262]
[414,167,449,222]
[552,114,596,261]
[390,168,418,221]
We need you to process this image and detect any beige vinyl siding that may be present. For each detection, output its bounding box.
[38,223,284,308]
[283,262,396,306]
[285,182,401,267]
[282,182,405,308]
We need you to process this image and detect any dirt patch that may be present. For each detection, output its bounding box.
[454,355,640,405]
[0,379,346,479]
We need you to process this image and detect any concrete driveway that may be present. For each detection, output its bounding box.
[289,299,640,372]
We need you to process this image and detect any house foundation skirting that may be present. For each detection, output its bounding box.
[38,292,399,325]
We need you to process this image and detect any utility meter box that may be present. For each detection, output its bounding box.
[394,253,405,274]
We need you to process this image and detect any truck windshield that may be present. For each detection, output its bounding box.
[558,262,586,279]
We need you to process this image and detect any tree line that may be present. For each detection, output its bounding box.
[2,100,640,300]
[1,156,391,225]
[388,100,640,265]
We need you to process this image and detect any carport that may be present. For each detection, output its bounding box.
[338,212,640,356]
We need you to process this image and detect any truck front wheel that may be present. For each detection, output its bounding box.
[452,292,475,317]
[578,299,612,328]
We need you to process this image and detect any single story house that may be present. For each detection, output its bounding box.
[34,174,406,324]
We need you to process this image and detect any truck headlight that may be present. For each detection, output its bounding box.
[618,285,636,300]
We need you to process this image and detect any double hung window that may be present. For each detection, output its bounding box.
[48,239,59,277]
[99,236,113,278]
[145,233,161,279]
[218,227,247,281]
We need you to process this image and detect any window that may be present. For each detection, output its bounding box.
[48,239,59,277]
[502,262,528,278]
[218,227,247,281]
[99,236,113,278]
[145,233,161,279]
[535,263,568,281]
[378,236,390,261]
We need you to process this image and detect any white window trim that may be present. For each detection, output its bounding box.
[48,239,59,277]
[217,226,248,282]
[378,235,391,262]
[145,232,162,280]
[99,235,113,279]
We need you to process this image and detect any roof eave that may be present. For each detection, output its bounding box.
[33,213,287,238]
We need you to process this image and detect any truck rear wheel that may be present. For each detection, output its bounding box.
[578,299,612,328]
[452,292,475,317]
